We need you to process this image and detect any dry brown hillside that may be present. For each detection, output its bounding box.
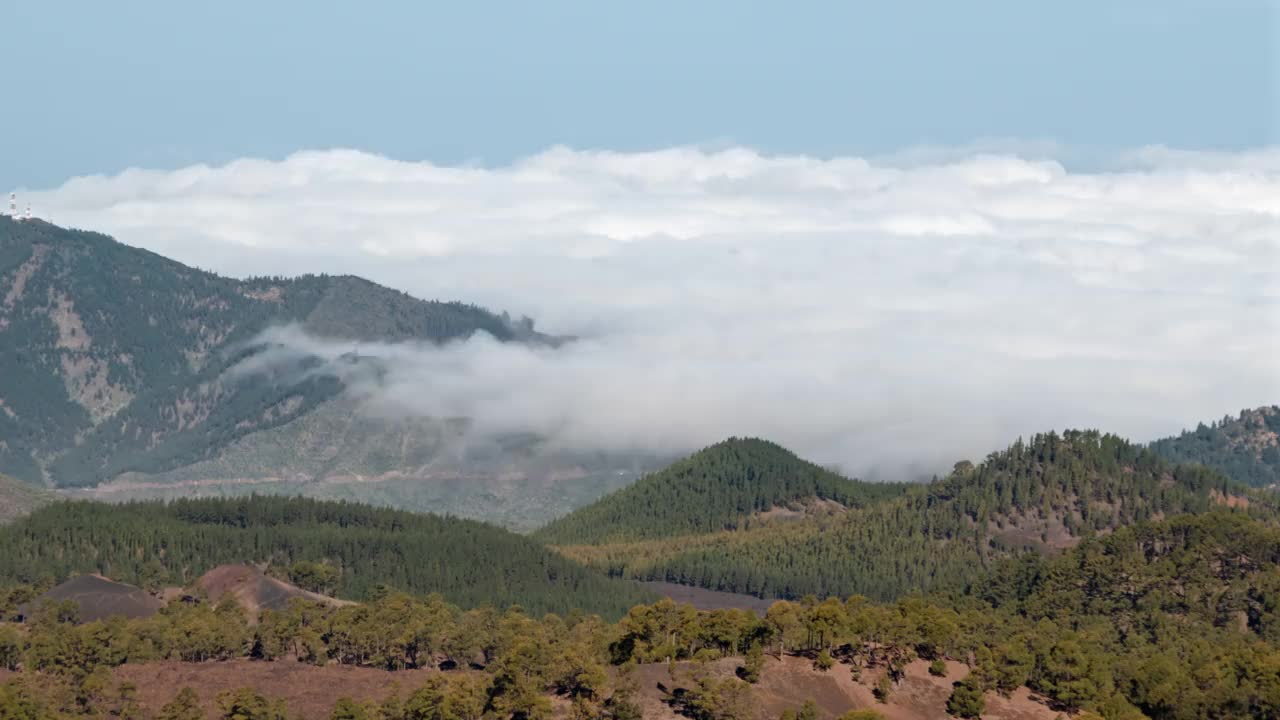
[637,656,1061,720]
[195,564,351,618]
[0,656,1071,720]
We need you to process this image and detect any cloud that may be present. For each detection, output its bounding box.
[22,145,1280,479]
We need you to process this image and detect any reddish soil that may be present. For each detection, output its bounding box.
[195,564,350,617]
[634,656,1063,720]
[1210,489,1251,509]
[989,511,1079,555]
[113,660,437,718]
[3,655,1071,720]
[754,497,848,523]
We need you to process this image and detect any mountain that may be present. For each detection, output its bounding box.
[1150,405,1280,488]
[0,495,654,618]
[534,437,910,545]
[0,472,55,524]
[0,217,647,526]
[553,430,1266,601]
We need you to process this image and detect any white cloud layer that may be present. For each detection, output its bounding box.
[24,145,1280,479]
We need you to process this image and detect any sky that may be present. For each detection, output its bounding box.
[3,2,1279,477]
[0,1,1276,189]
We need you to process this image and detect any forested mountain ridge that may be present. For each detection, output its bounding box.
[533,437,910,545]
[557,430,1269,602]
[951,510,1280,719]
[1150,405,1280,488]
[0,495,654,617]
[0,217,636,525]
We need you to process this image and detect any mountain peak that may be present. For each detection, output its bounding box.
[533,437,908,545]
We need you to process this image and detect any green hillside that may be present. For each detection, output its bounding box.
[958,510,1280,718]
[0,473,56,524]
[1151,405,1280,488]
[0,496,654,618]
[533,437,910,545]
[558,430,1268,601]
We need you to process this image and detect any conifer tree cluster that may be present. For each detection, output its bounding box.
[535,437,910,546]
[0,496,654,617]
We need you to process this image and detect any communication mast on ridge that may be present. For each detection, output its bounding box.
[7,192,31,222]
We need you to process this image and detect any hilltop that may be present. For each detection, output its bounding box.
[534,437,909,545]
[0,217,647,526]
[553,430,1266,601]
[1151,405,1280,488]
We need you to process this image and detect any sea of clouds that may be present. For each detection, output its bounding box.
[24,145,1280,479]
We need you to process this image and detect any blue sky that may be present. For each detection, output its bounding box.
[0,1,1275,190]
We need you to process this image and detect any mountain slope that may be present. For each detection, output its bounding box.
[556,430,1267,601]
[0,217,635,525]
[962,510,1280,719]
[74,395,661,531]
[1150,405,1280,488]
[534,437,909,545]
[0,496,654,617]
[0,217,530,487]
[0,472,56,523]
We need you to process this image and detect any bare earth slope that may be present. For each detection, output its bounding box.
[195,564,351,616]
[22,574,162,622]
